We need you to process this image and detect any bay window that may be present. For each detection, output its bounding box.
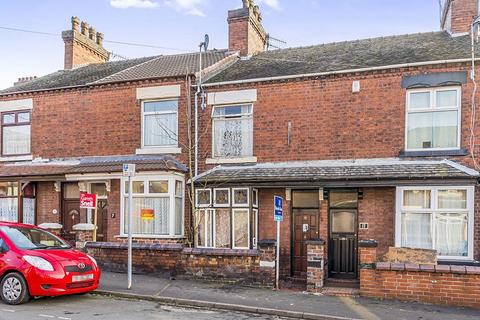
[121,175,184,237]
[212,104,253,158]
[396,186,474,260]
[142,100,178,148]
[196,187,258,250]
[2,111,31,156]
[406,87,460,150]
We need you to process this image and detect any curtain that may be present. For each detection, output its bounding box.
[438,190,467,209]
[124,197,170,235]
[144,113,177,146]
[435,213,468,257]
[401,212,432,249]
[3,125,30,155]
[403,190,430,209]
[23,198,35,225]
[214,118,252,158]
[215,209,231,248]
[175,197,182,235]
[407,112,433,149]
[432,111,458,149]
[234,209,249,248]
[0,198,18,222]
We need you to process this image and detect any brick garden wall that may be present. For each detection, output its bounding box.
[85,241,276,286]
[361,262,480,308]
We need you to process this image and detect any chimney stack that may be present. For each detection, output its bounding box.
[441,0,478,35]
[228,0,268,56]
[62,17,110,70]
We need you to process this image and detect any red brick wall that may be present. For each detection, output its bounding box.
[199,64,479,169]
[228,15,249,56]
[35,182,61,225]
[258,188,292,276]
[358,188,395,258]
[0,79,189,163]
[361,262,480,309]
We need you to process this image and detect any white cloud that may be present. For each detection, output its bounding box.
[258,0,280,10]
[110,0,159,9]
[164,0,206,17]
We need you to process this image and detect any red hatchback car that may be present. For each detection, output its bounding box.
[0,222,101,305]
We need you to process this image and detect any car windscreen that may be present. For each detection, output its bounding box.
[0,226,71,250]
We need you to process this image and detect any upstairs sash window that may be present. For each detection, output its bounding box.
[212,104,253,158]
[142,100,178,148]
[2,111,31,156]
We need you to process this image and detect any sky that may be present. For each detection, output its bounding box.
[0,0,442,90]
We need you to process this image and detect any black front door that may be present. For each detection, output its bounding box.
[328,191,358,279]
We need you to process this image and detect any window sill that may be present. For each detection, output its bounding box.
[206,157,257,165]
[0,155,33,162]
[438,259,479,266]
[116,234,185,239]
[399,149,468,157]
[136,147,182,155]
[185,247,259,257]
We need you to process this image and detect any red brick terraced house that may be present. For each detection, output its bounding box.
[1,0,480,308]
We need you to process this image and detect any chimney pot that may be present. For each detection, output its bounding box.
[71,16,80,32]
[80,21,89,35]
[96,32,104,46]
[88,27,96,41]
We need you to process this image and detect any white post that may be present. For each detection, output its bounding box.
[127,175,133,289]
[276,220,280,289]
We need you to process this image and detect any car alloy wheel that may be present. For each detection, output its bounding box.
[3,277,21,301]
[0,273,30,305]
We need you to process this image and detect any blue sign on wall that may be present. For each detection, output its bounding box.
[274,196,283,222]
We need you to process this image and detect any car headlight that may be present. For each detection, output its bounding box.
[87,254,97,267]
[23,255,54,271]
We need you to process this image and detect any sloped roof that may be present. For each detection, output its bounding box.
[206,32,476,84]
[0,154,187,179]
[0,50,229,95]
[194,158,479,186]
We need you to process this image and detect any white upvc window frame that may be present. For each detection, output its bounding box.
[232,187,250,207]
[252,208,258,249]
[211,103,254,159]
[195,188,212,208]
[120,172,185,238]
[140,99,179,150]
[232,208,250,249]
[395,186,474,261]
[405,86,461,152]
[213,188,230,207]
[197,208,216,248]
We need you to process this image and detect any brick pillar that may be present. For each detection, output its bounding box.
[258,239,277,287]
[38,223,63,237]
[359,239,378,265]
[73,223,95,249]
[306,240,326,293]
[358,239,378,295]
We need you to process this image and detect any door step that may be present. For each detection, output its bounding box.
[324,278,359,289]
[279,277,306,291]
[320,286,360,297]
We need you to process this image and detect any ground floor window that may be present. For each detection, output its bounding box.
[0,182,35,224]
[196,187,258,249]
[395,186,474,260]
[121,174,184,237]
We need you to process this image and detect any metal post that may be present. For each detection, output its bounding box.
[276,220,280,289]
[127,176,133,289]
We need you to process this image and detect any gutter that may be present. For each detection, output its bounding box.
[202,57,479,87]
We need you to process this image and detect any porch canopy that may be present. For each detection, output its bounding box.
[193,158,479,187]
[0,154,187,181]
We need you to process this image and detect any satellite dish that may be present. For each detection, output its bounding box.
[204,34,209,51]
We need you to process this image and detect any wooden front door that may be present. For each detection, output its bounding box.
[292,209,319,277]
[62,200,80,243]
[95,199,108,242]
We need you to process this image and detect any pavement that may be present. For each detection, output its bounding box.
[0,294,283,320]
[97,271,480,320]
